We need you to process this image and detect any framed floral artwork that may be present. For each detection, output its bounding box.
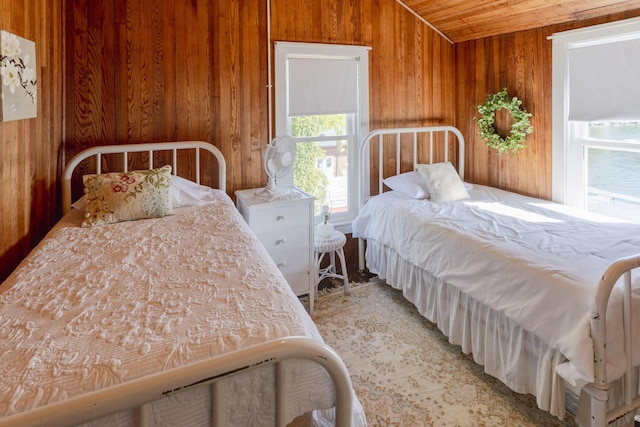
[0,30,37,121]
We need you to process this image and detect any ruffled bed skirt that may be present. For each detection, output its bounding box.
[365,239,637,424]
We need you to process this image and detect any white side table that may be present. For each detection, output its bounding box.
[235,187,315,313]
[314,230,349,296]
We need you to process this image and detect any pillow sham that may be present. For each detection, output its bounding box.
[416,162,470,203]
[81,165,173,227]
[170,175,221,207]
[383,171,430,199]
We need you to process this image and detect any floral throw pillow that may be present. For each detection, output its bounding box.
[82,165,173,227]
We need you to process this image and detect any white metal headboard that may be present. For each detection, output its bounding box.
[62,141,227,214]
[357,126,465,209]
[357,126,465,269]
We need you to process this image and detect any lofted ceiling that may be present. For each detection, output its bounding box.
[397,0,640,43]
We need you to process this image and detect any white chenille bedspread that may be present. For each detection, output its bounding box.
[0,191,335,426]
[352,185,640,388]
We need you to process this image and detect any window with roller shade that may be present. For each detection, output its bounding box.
[551,18,640,223]
[275,42,370,227]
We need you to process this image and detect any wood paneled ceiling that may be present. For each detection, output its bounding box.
[397,0,640,43]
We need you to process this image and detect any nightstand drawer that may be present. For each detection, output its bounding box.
[256,225,310,254]
[250,203,310,233]
[270,249,310,276]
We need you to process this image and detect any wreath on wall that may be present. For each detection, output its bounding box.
[475,87,533,155]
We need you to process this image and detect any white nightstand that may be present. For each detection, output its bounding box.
[235,187,315,313]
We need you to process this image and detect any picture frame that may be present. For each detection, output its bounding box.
[0,30,37,121]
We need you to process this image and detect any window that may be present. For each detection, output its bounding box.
[551,17,640,223]
[274,42,370,228]
[577,122,640,221]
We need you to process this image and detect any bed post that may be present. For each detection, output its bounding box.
[580,384,608,427]
[588,254,640,427]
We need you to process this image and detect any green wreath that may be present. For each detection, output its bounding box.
[475,87,533,155]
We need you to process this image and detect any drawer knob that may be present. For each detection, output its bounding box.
[276,214,287,221]
[275,238,287,245]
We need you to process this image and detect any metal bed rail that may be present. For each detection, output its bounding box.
[0,337,354,427]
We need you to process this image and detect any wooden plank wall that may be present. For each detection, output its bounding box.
[61,0,454,273]
[7,1,638,280]
[0,1,65,282]
[64,0,454,194]
[454,9,640,200]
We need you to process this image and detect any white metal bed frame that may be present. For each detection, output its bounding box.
[2,141,354,427]
[356,126,640,427]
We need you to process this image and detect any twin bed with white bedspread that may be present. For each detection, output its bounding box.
[353,127,640,426]
[0,141,366,427]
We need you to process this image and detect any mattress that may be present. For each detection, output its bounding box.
[0,189,339,426]
[352,185,640,390]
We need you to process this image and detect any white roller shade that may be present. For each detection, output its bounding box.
[287,58,359,116]
[569,37,640,121]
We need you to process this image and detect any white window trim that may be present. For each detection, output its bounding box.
[550,17,640,207]
[274,42,370,232]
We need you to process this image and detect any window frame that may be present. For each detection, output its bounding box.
[274,42,370,231]
[551,17,640,208]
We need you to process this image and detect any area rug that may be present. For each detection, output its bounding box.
[311,280,577,427]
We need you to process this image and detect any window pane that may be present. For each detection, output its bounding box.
[587,147,640,222]
[290,114,346,137]
[290,115,351,217]
[293,141,330,214]
[315,138,349,213]
[588,122,640,142]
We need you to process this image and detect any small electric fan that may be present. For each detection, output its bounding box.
[255,135,297,200]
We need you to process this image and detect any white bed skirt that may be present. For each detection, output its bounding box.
[365,239,640,425]
[366,239,570,419]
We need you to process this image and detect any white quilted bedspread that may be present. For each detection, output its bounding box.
[0,191,333,425]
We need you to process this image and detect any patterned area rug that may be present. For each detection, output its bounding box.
[311,280,578,427]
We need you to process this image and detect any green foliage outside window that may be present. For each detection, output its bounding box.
[291,115,346,138]
[294,142,329,211]
[291,115,347,213]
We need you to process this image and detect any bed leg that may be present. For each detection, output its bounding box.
[211,381,223,426]
[276,361,287,427]
[358,238,365,271]
[590,403,607,427]
[136,403,151,427]
[581,384,608,427]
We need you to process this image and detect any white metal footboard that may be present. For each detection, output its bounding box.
[356,126,465,270]
[0,337,353,427]
[586,254,640,426]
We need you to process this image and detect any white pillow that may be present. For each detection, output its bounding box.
[383,171,430,199]
[170,175,220,207]
[416,162,470,203]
